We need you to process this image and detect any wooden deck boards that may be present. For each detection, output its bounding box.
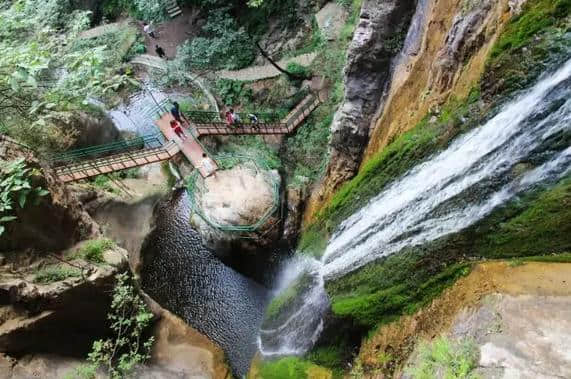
[155,113,218,177]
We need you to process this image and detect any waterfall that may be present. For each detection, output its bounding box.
[260,59,571,356]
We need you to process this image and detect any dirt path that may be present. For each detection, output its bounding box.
[216,53,317,81]
[143,6,201,59]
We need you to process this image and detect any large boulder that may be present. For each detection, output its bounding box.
[190,165,281,255]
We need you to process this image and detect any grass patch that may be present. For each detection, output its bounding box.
[327,258,472,328]
[34,265,82,284]
[407,336,479,379]
[258,357,331,379]
[74,238,115,264]
[476,177,571,258]
[489,0,570,60]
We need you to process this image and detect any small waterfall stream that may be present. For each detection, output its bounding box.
[260,59,571,355]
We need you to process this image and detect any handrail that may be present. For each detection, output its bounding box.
[49,134,164,165]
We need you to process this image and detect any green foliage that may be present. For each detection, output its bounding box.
[216,136,281,170]
[328,256,472,328]
[0,1,137,152]
[216,79,253,106]
[307,346,345,374]
[179,10,255,70]
[258,357,331,379]
[130,0,167,21]
[0,158,49,236]
[286,62,312,80]
[407,337,480,379]
[86,273,155,378]
[489,0,570,59]
[74,238,115,264]
[34,265,82,283]
[484,0,571,96]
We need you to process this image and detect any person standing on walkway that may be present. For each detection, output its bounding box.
[230,108,241,125]
[171,102,188,126]
[225,110,234,126]
[143,22,156,38]
[170,120,186,140]
[199,153,216,178]
[155,45,166,59]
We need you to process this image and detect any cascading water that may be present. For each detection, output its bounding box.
[260,59,571,355]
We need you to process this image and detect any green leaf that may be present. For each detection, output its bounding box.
[18,191,27,208]
[0,216,17,223]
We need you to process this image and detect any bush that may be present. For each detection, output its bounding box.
[407,337,479,379]
[34,265,82,283]
[180,10,255,70]
[85,273,154,378]
[75,238,115,263]
[0,158,49,236]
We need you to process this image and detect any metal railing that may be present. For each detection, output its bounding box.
[186,153,280,233]
[49,134,164,166]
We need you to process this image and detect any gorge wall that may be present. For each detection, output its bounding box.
[304,0,522,223]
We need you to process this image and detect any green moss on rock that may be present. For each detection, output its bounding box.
[258,357,332,379]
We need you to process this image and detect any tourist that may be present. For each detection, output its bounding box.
[199,153,216,177]
[230,108,241,125]
[225,110,234,126]
[155,45,166,59]
[170,119,186,140]
[143,22,156,38]
[248,113,258,123]
[171,102,188,125]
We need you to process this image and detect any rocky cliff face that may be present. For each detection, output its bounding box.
[0,137,98,253]
[362,0,519,161]
[304,0,417,222]
[304,0,522,223]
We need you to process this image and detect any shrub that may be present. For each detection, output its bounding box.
[180,10,255,70]
[34,265,82,283]
[85,273,155,378]
[407,336,479,378]
[0,158,49,236]
[75,238,115,263]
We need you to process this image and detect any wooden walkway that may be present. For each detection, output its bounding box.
[52,92,322,183]
[194,94,321,136]
[155,113,218,177]
[55,141,180,183]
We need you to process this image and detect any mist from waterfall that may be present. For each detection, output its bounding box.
[259,58,571,356]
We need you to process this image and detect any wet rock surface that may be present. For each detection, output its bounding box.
[140,190,269,377]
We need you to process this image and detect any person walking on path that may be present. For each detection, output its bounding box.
[155,45,166,59]
[198,153,216,178]
[170,119,187,140]
[143,22,156,38]
[171,102,188,126]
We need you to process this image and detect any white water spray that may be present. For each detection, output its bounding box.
[260,59,571,356]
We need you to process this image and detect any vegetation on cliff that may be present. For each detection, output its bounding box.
[300,0,571,256]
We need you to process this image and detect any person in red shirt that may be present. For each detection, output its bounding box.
[225,110,234,126]
[170,119,186,140]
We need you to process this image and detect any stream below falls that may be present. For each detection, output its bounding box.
[139,191,269,376]
[260,58,571,355]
